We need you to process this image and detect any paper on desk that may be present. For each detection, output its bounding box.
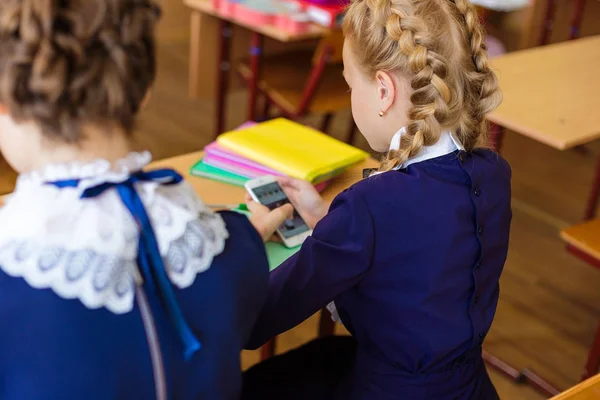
[265,242,300,271]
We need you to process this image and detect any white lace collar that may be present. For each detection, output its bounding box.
[0,152,229,314]
[16,151,152,189]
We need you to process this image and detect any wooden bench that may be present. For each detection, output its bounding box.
[561,220,600,381]
[551,373,600,400]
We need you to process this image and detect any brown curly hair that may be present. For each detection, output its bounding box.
[343,0,502,171]
[0,0,160,142]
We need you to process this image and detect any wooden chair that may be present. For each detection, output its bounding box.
[560,219,600,381]
[539,0,587,45]
[236,30,358,143]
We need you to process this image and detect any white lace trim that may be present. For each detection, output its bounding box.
[0,153,229,314]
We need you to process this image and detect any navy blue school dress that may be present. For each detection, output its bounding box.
[0,152,269,400]
[245,129,512,399]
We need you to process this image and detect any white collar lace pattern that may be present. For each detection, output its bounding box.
[0,152,229,314]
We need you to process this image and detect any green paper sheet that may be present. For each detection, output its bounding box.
[265,242,301,271]
[189,159,249,187]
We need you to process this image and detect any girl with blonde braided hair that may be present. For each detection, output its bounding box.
[0,1,293,399]
[244,0,511,398]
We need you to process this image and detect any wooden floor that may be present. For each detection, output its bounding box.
[1,17,600,400]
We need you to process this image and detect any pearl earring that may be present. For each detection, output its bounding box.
[379,111,385,117]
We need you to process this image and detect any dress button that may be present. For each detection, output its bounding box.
[475,263,480,270]
[478,226,483,235]
[474,188,481,197]
[474,296,480,304]
[458,152,465,162]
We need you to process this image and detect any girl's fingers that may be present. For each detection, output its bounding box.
[249,203,294,242]
[246,199,269,215]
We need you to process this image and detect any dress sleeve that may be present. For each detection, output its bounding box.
[246,188,374,349]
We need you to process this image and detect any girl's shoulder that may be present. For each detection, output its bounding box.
[0,178,229,315]
[344,149,511,208]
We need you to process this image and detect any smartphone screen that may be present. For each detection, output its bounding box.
[251,182,310,239]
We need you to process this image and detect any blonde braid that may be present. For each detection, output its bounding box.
[447,0,502,149]
[343,0,503,172]
[379,2,455,171]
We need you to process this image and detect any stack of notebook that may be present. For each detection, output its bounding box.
[191,118,368,190]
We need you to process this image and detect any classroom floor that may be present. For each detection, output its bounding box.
[1,19,599,400]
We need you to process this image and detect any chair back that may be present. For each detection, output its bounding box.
[540,0,587,45]
[312,30,345,66]
[297,31,346,116]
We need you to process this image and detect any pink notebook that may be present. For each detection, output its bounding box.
[204,141,330,192]
[204,142,282,178]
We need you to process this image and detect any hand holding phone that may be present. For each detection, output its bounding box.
[276,176,328,229]
[245,195,293,243]
[245,176,313,248]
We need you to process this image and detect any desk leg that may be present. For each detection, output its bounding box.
[570,0,587,40]
[260,337,276,360]
[581,320,600,381]
[540,0,556,45]
[346,117,358,145]
[583,155,600,221]
[482,351,560,397]
[189,11,202,100]
[318,309,335,337]
[248,32,263,122]
[215,19,232,138]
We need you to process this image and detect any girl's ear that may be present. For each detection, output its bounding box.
[375,71,396,114]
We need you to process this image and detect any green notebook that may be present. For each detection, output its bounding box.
[190,159,249,187]
[265,242,301,271]
[230,205,301,271]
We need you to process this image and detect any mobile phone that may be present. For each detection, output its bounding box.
[245,176,312,248]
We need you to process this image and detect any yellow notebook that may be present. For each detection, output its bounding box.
[217,118,369,183]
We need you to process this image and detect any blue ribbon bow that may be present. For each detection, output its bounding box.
[51,169,201,360]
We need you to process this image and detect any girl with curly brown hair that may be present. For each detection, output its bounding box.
[0,1,291,399]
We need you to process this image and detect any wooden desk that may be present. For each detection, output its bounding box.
[184,0,328,43]
[184,0,331,136]
[551,374,600,400]
[153,151,377,203]
[489,35,600,150]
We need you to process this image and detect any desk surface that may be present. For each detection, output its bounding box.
[183,0,330,42]
[152,151,378,204]
[488,35,600,150]
[551,374,600,400]
[561,218,600,260]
